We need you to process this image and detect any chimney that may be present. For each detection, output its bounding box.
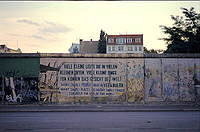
[80,39,83,44]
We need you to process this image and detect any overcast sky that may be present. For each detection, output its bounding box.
[0,1,199,53]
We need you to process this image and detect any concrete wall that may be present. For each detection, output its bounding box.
[0,53,200,104]
[0,56,40,103]
[144,58,198,102]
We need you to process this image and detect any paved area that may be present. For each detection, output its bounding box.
[0,112,199,132]
[0,104,199,112]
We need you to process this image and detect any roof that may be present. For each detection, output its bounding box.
[107,34,143,38]
[80,40,98,53]
[80,41,98,44]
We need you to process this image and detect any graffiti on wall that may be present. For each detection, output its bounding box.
[162,59,179,101]
[145,59,162,101]
[178,59,195,101]
[126,59,144,102]
[194,59,200,101]
[39,62,59,103]
[0,77,38,103]
[144,58,199,102]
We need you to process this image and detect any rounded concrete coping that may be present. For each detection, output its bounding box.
[0,53,200,58]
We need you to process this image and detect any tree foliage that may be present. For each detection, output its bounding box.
[97,30,107,53]
[143,47,164,54]
[160,7,200,53]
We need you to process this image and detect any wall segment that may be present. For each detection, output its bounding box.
[0,53,199,104]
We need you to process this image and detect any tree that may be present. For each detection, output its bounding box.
[143,47,164,54]
[160,7,200,53]
[97,30,107,53]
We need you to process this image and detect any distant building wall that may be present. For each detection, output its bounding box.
[0,45,22,53]
[0,53,200,104]
[107,34,143,54]
[107,45,143,54]
[68,43,80,53]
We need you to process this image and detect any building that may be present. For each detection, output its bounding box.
[68,43,80,53]
[106,34,143,53]
[79,39,98,54]
[0,44,22,53]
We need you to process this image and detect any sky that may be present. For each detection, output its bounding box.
[0,1,199,53]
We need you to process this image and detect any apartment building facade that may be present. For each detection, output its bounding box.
[106,34,143,53]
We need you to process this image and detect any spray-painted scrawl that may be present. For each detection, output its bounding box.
[0,77,38,103]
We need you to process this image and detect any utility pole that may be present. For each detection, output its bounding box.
[17,40,19,49]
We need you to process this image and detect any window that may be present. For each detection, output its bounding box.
[112,46,115,51]
[135,46,137,51]
[118,46,124,51]
[123,38,126,44]
[139,46,142,51]
[116,38,120,44]
[127,38,132,43]
[135,37,141,43]
[108,46,111,51]
[108,39,112,43]
[116,38,123,44]
[108,38,114,43]
[120,38,122,44]
[128,46,133,51]
[132,38,135,43]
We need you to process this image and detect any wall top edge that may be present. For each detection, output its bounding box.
[0,53,200,58]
